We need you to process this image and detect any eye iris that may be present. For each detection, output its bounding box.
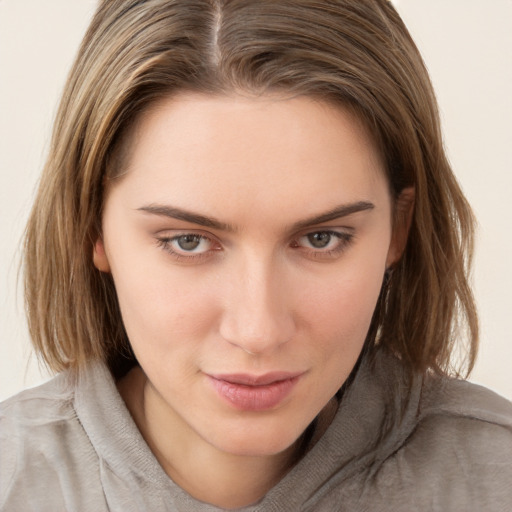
[307,232,332,248]
[177,235,201,251]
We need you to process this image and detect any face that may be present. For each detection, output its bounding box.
[94,93,403,458]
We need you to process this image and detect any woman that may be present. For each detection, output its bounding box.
[1,0,511,510]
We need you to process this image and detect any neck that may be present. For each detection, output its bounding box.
[118,367,300,509]
[156,439,295,508]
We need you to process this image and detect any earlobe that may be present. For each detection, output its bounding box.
[386,187,415,268]
[93,238,111,273]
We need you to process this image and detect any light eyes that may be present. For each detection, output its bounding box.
[300,231,342,250]
[172,234,213,253]
[156,228,353,263]
[292,230,354,257]
[156,234,218,260]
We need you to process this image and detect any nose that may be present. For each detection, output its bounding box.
[219,257,296,355]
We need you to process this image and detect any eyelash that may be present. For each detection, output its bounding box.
[292,230,354,260]
[156,233,217,262]
[155,230,354,262]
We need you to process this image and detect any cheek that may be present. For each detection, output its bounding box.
[297,263,385,394]
[109,251,221,349]
[300,257,385,337]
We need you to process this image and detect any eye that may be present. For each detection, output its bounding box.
[292,229,354,259]
[156,232,219,260]
[305,231,336,249]
[172,234,210,253]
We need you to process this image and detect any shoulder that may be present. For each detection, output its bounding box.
[0,373,78,453]
[374,377,512,511]
[414,376,512,465]
[1,371,75,418]
[291,352,512,512]
[0,372,106,511]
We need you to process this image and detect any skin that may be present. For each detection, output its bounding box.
[93,92,412,508]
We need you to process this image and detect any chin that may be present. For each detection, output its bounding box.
[206,416,310,458]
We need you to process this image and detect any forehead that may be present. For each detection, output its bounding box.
[108,92,389,222]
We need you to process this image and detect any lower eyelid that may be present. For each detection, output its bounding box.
[157,239,209,259]
[157,230,353,260]
[299,232,354,256]
[299,230,352,244]
[155,233,223,261]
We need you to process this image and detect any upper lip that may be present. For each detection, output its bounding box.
[207,371,305,386]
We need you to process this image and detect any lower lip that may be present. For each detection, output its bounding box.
[207,376,301,411]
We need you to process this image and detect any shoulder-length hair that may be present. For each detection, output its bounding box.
[24,0,478,378]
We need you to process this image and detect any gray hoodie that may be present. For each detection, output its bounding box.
[1,348,511,511]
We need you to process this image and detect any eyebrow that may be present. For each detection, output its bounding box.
[137,200,374,232]
[290,201,375,231]
[137,204,236,232]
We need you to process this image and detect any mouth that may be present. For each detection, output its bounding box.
[206,371,304,411]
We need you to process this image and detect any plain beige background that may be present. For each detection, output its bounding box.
[1,0,511,401]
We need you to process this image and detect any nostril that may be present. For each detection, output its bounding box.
[218,268,295,354]
[239,346,257,356]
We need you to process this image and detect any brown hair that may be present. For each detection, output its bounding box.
[24,0,478,378]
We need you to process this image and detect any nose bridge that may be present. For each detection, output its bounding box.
[219,251,295,354]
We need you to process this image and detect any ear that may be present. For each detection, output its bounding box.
[386,187,415,268]
[93,237,111,273]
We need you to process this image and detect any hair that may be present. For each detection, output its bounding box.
[24,0,478,379]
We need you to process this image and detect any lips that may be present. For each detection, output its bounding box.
[207,372,303,411]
